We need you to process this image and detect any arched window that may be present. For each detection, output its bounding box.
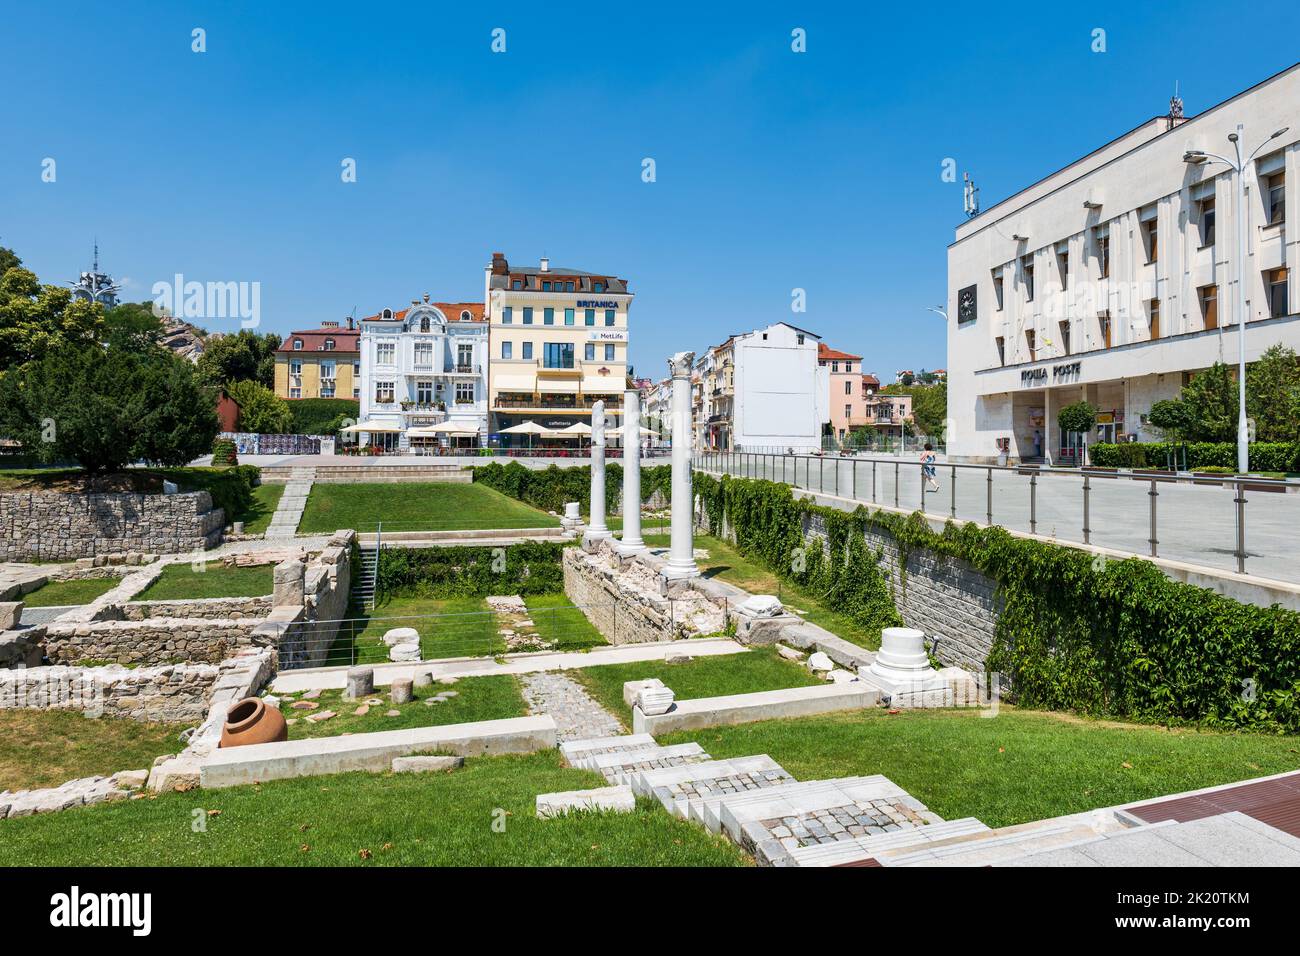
[382,308,393,320]
[420,316,430,333]
[460,310,471,322]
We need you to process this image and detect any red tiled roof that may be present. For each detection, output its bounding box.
[861,373,881,387]
[818,342,862,362]
[361,302,484,324]
[277,328,359,353]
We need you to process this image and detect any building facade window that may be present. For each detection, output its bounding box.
[414,341,433,367]
[584,343,595,361]
[375,380,394,403]
[1267,268,1288,318]
[1143,217,1159,263]
[522,341,533,360]
[1198,197,1216,247]
[293,338,303,350]
[1022,256,1035,300]
[290,359,302,375]
[564,308,575,326]
[604,309,615,326]
[544,307,554,325]
[1199,285,1218,330]
[289,386,302,398]
[420,316,430,333]
[844,380,852,395]
[324,338,335,351]
[1267,171,1286,225]
[593,281,605,293]
[584,308,595,326]
[502,307,512,324]
[605,344,615,361]
[457,343,473,370]
[416,380,434,404]
[501,340,512,359]
[523,307,533,325]
[455,381,475,404]
[544,342,574,369]
[1149,299,1160,340]
[376,341,395,365]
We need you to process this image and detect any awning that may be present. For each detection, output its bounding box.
[537,380,578,394]
[340,422,401,433]
[501,421,549,434]
[408,422,479,438]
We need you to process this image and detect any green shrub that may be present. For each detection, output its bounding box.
[211,438,238,466]
[375,541,564,598]
[1091,441,1298,473]
[288,398,360,436]
[473,461,672,514]
[161,465,260,521]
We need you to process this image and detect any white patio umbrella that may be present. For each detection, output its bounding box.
[500,420,548,451]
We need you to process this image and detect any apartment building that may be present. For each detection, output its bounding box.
[690,323,824,452]
[819,343,864,443]
[947,64,1298,462]
[484,252,631,446]
[353,296,488,451]
[274,320,360,400]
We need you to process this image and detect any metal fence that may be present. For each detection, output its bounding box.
[696,450,1300,583]
[279,601,615,670]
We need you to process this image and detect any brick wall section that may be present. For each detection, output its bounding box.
[122,596,272,620]
[0,491,224,561]
[41,618,266,667]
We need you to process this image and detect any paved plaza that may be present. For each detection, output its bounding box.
[700,453,1299,585]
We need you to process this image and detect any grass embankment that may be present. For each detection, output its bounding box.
[640,532,881,648]
[20,577,123,608]
[0,710,184,792]
[298,482,557,534]
[135,563,274,601]
[233,482,284,534]
[279,674,527,739]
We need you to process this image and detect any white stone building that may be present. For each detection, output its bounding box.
[691,322,825,452]
[354,296,488,452]
[946,64,1298,463]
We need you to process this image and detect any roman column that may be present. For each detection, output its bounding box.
[617,387,647,553]
[663,351,699,579]
[584,399,613,544]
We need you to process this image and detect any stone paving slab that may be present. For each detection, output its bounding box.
[560,733,657,767]
[632,681,881,736]
[520,671,623,742]
[714,775,928,843]
[785,817,990,867]
[536,784,636,818]
[575,742,712,784]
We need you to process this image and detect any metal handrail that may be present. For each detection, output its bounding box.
[694,449,1299,578]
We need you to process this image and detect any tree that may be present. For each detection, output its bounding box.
[1147,399,1193,441]
[0,267,105,371]
[103,300,166,353]
[195,329,281,388]
[0,344,217,474]
[1180,362,1237,443]
[226,379,291,433]
[882,381,947,440]
[0,246,21,279]
[1245,344,1300,443]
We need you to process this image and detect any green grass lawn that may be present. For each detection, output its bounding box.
[664,708,1300,829]
[278,674,526,739]
[641,532,882,649]
[20,576,123,608]
[575,646,822,727]
[299,482,557,534]
[234,482,285,535]
[134,562,274,601]
[0,751,748,866]
[523,593,609,652]
[0,710,184,792]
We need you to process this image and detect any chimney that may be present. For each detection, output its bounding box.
[346,316,354,330]
[491,251,509,276]
[539,257,550,273]
[321,320,338,328]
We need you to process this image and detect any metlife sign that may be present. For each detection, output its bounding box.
[588,330,627,342]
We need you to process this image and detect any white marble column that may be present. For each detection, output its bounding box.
[663,351,699,579]
[583,399,612,544]
[616,387,647,553]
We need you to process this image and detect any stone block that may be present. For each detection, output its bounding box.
[807,651,834,672]
[0,602,23,630]
[345,667,374,700]
[412,669,433,689]
[390,678,413,704]
[389,642,421,663]
[623,678,664,708]
[536,785,636,818]
[382,626,419,647]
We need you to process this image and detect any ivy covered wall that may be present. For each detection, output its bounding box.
[695,473,1300,732]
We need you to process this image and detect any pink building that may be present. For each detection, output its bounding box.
[818,343,865,443]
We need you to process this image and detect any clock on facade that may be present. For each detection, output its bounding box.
[957,285,977,323]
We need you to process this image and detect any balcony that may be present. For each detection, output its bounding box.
[492,394,623,412]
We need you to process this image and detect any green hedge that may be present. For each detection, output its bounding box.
[375,541,564,598]
[288,398,360,436]
[472,460,672,514]
[162,465,261,522]
[1091,441,1300,472]
[696,473,1300,732]
[211,438,238,466]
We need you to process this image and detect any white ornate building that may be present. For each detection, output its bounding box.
[354,296,488,452]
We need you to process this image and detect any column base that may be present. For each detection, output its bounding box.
[582,529,614,549]
[614,539,648,557]
[659,562,700,581]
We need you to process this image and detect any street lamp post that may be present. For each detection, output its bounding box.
[1184,124,1289,474]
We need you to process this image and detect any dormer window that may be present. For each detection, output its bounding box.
[460,310,471,321]
[293,339,303,350]
[381,308,393,320]
[324,338,335,351]
[593,281,605,293]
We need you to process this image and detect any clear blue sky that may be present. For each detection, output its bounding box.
[3,1,1298,380]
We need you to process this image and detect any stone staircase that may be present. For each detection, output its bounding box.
[264,469,314,539]
[546,734,1147,867]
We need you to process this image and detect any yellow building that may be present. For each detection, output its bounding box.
[484,253,632,447]
[273,320,361,400]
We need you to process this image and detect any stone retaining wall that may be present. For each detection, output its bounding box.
[122,596,272,620]
[261,530,355,669]
[0,490,224,562]
[697,499,1001,673]
[563,548,670,645]
[41,617,265,667]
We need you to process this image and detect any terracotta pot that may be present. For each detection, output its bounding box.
[220,697,288,748]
